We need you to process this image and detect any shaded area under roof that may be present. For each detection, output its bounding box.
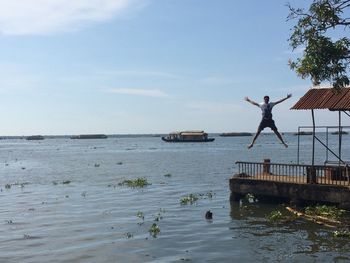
[291,88,350,110]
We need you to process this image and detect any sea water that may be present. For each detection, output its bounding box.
[0,134,349,262]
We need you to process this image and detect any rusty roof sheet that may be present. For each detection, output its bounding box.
[291,88,350,110]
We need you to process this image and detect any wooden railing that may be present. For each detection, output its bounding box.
[235,161,350,186]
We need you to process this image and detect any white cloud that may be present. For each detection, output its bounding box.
[0,0,144,35]
[108,88,170,97]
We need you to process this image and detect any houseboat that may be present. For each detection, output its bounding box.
[162,131,215,142]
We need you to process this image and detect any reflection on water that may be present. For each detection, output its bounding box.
[0,134,349,262]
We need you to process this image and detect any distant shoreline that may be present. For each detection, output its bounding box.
[0,131,338,140]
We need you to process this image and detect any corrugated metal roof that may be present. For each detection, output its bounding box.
[291,88,350,110]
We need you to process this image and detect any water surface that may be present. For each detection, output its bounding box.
[0,134,349,262]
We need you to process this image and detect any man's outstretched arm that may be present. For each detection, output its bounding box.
[274,94,292,105]
[245,97,260,107]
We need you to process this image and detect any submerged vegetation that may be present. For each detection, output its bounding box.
[304,205,346,221]
[264,204,348,227]
[52,180,71,185]
[124,232,133,239]
[180,191,215,205]
[180,194,199,205]
[136,211,144,220]
[333,230,350,238]
[3,182,30,190]
[118,178,151,188]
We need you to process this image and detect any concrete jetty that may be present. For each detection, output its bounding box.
[230,175,350,209]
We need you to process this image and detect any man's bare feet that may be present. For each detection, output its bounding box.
[283,143,288,148]
[247,144,253,149]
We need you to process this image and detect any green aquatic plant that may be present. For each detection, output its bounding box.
[163,173,172,177]
[125,232,134,239]
[305,205,346,221]
[117,162,123,165]
[118,178,151,188]
[136,211,144,220]
[149,223,160,237]
[244,193,258,203]
[154,212,163,222]
[153,208,165,221]
[180,194,199,205]
[13,182,29,187]
[333,230,350,238]
[3,182,30,189]
[199,191,215,199]
[53,180,71,185]
[266,210,284,222]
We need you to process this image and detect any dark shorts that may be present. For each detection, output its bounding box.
[258,118,277,131]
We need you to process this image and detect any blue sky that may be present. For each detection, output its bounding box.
[0,0,345,135]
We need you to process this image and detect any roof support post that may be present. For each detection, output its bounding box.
[307,109,317,184]
[312,109,315,167]
[339,110,342,164]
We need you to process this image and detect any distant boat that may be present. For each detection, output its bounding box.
[70,134,108,139]
[219,132,252,137]
[331,131,348,135]
[293,131,313,136]
[26,135,44,140]
[162,131,215,142]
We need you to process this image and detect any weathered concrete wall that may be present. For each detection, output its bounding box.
[230,177,350,209]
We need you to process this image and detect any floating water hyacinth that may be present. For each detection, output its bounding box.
[305,205,346,220]
[136,211,144,220]
[333,230,350,238]
[118,178,151,188]
[266,210,284,222]
[180,194,199,205]
[125,232,134,239]
[149,223,160,237]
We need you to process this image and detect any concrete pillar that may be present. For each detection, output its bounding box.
[263,159,271,174]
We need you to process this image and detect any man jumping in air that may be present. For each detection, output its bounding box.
[245,94,292,149]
